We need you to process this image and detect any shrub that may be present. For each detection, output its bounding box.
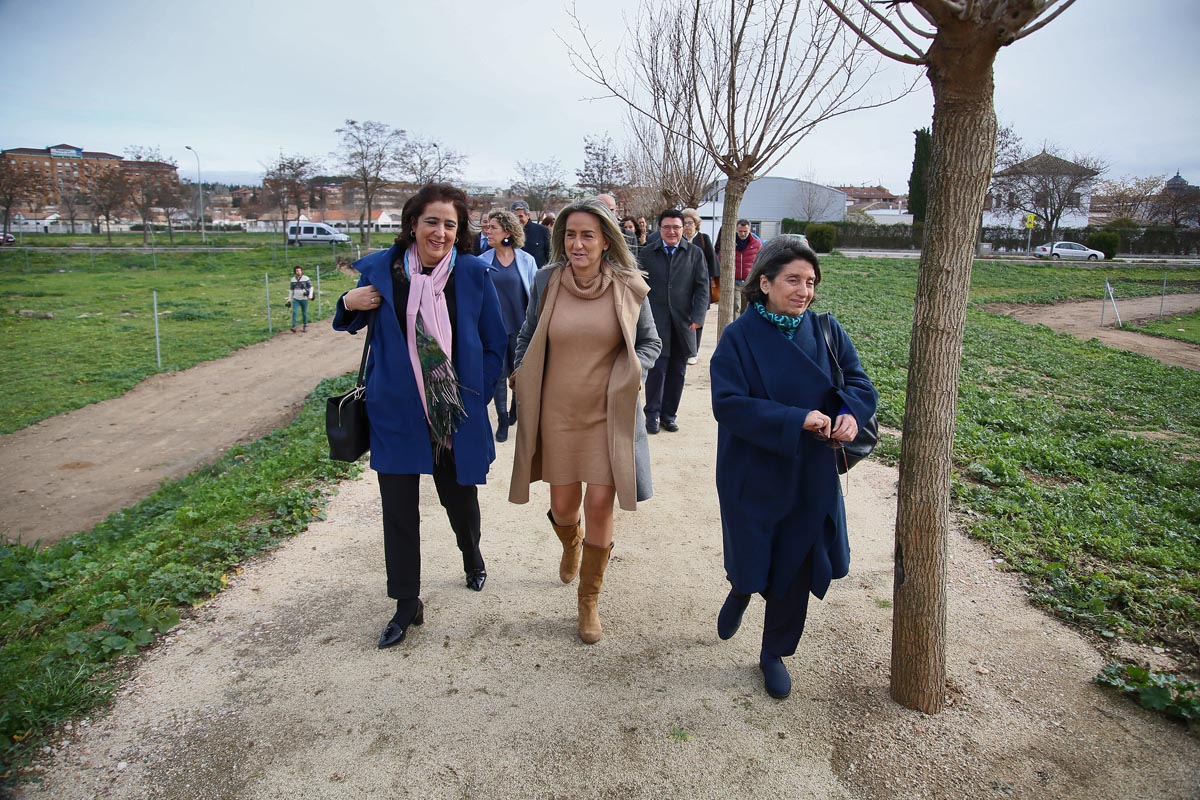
[1087,230,1120,260]
[806,223,836,253]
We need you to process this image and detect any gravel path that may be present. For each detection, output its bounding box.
[12,308,1199,799]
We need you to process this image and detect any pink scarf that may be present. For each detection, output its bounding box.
[404,243,455,424]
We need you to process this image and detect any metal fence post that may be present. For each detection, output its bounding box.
[1160,272,1167,320]
[265,273,272,334]
[317,264,323,316]
[153,290,162,369]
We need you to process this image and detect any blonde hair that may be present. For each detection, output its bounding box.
[681,208,702,228]
[549,197,639,274]
[485,208,525,248]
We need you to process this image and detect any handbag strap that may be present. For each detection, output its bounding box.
[817,312,845,389]
[355,311,375,388]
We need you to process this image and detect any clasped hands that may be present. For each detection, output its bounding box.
[803,410,858,444]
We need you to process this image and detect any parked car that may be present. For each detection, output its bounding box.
[1033,241,1103,260]
[0,232,15,246]
[286,222,350,246]
[775,233,810,246]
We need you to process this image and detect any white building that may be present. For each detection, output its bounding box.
[697,176,845,240]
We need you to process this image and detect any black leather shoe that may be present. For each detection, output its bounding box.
[717,590,751,640]
[378,600,424,649]
[646,417,660,434]
[466,568,487,592]
[760,653,792,699]
[662,418,679,432]
[508,399,518,426]
[495,426,508,443]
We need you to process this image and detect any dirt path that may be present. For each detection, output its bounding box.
[986,292,1200,370]
[0,325,362,547]
[12,308,1200,799]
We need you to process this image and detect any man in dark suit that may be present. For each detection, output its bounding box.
[639,208,709,433]
[511,201,551,267]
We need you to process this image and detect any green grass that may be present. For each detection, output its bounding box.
[0,374,363,773]
[0,247,359,434]
[820,258,1200,666]
[1,256,1198,772]
[1131,309,1200,346]
[3,230,377,249]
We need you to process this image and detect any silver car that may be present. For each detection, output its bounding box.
[1033,241,1103,260]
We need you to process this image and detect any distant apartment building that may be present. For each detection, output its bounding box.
[1,143,179,196]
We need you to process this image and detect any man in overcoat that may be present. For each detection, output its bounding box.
[511,201,551,267]
[639,208,710,433]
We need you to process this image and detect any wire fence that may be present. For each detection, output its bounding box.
[1101,273,1200,328]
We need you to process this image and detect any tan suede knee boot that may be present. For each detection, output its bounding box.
[577,542,613,644]
[548,510,584,584]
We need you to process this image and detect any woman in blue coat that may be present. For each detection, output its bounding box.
[334,183,507,650]
[710,237,877,699]
[477,208,537,443]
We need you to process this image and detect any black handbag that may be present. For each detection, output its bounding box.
[326,311,374,462]
[817,312,878,474]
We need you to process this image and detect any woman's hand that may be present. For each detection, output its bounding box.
[830,413,859,443]
[344,285,382,312]
[803,410,831,440]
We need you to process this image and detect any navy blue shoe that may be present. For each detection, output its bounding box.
[759,652,792,699]
[717,590,751,640]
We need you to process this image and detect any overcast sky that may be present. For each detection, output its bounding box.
[1,0,1197,197]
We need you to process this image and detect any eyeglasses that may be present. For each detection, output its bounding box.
[660,224,683,232]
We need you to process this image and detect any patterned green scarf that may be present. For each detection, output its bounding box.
[753,301,804,340]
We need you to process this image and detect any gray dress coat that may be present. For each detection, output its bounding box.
[637,237,710,358]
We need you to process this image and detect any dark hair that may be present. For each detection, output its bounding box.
[741,237,821,312]
[736,218,750,227]
[619,215,636,228]
[397,183,474,254]
[657,208,684,226]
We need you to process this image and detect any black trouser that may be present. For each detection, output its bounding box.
[377,450,483,600]
[644,326,689,422]
[728,548,815,658]
[492,333,517,428]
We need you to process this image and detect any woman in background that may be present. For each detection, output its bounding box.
[478,208,537,442]
[681,208,716,365]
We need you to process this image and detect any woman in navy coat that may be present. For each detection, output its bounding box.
[710,237,876,699]
[477,208,537,443]
[334,184,507,650]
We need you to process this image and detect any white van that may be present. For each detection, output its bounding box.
[286,222,350,245]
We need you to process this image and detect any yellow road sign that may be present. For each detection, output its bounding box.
[1025,214,1036,229]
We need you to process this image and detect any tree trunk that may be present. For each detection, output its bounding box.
[363,199,373,248]
[890,33,998,715]
[715,175,751,335]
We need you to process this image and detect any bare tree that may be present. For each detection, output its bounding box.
[400,136,466,184]
[90,169,129,245]
[262,153,317,248]
[125,146,178,245]
[1095,174,1165,223]
[0,156,47,235]
[794,168,835,223]
[568,0,907,332]
[512,158,568,212]
[155,180,188,244]
[624,106,718,209]
[824,0,1079,713]
[57,177,91,235]
[1149,176,1200,229]
[575,134,627,195]
[990,140,1106,241]
[335,119,407,247]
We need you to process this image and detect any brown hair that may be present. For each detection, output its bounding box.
[397,183,474,253]
[742,237,821,312]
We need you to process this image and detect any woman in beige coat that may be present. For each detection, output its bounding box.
[509,197,661,643]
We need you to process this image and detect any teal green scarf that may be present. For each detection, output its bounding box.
[753,302,804,340]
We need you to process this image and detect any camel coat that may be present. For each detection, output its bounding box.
[509,265,662,511]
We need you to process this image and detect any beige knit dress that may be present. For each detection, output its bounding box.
[537,266,621,486]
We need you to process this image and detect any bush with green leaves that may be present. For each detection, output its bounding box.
[1095,662,1199,720]
[1087,230,1119,260]
[806,223,836,253]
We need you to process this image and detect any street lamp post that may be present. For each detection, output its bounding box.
[184,145,206,244]
[432,142,442,183]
